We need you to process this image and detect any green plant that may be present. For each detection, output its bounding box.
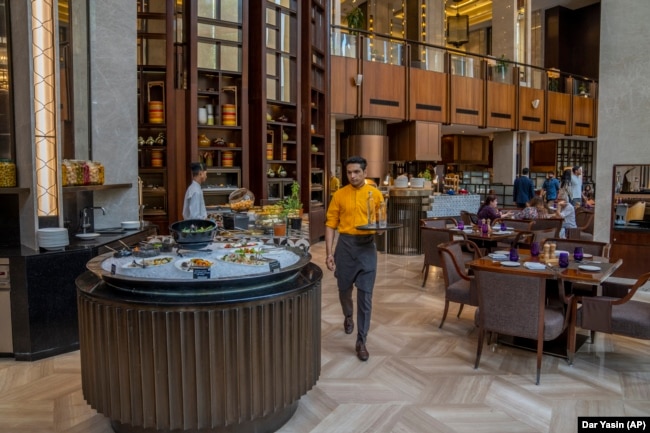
[548,77,559,92]
[578,83,588,94]
[345,7,364,34]
[417,168,432,181]
[496,55,509,74]
[282,181,302,217]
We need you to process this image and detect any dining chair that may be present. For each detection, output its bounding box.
[420,227,456,287]
[473,267,573,384]
[531,218,563,242]
[460,210,479,226]
[572,272,650,348]
[566,209,594,240]
[420,217,457,228]
[541,238,610,258]
[437,240,483,328]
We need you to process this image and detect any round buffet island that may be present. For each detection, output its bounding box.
[76,245,322,433]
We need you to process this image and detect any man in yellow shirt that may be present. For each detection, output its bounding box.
[325,156,384,361]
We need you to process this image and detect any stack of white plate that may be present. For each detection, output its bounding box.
[37,228,70,251]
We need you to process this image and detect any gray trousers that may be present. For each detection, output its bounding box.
[334,234,377,344]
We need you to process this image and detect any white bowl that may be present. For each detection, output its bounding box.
[121,221,141,230]
[410,177,425,188]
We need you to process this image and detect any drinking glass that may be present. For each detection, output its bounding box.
[530,241,540,257]
[377,202,387,228]
[457,221,464,230]
[559,252,570,268]
[509,247,519,262]
[481,223,489,235]
[500,221,507,231]
[574,247,584,261]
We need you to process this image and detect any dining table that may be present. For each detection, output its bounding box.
[469,251,623,361]
[449,226,519,253]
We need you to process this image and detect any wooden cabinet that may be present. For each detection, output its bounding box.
[529,140,557,171]
[388,121,441,162]
[136,0,178,233]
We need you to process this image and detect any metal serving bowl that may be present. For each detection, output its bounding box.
[169,219,217,244]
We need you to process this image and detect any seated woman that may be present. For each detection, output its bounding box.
[511,196,548,220]
[477,194,511,222]
[553,191,577,230]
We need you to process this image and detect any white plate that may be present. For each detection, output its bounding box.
[501,261,521,267]
[123,256,175,269]
[554,250,570,257]
[121,221,141,230]
[76,233,101,240]
[583,253,593,258]
[579,265,601,272]
[175,258,214,272]
[493,250,510,256]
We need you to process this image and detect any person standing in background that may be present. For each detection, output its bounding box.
[325,156,384,362]
[570,166,587,207]
[182,162,207,220]
[513,167,535,209]
[542,170,561,204]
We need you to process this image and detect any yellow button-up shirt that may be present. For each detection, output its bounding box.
[326,183,384,235]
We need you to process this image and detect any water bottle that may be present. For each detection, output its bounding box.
[378,201,387,228]
[367,192,376,226]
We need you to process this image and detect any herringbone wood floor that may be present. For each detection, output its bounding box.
[1,241,650,433]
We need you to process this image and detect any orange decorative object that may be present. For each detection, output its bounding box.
[198,134,211,147]
[222,151,234,167]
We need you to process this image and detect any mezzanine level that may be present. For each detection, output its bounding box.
[330,27,597,138]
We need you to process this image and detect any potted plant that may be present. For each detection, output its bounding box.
[491,55,510,83]
[282,181,303,230]
[345,7,364,35]
[418,167,433,189]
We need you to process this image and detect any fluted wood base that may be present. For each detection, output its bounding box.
[77,265,322,433]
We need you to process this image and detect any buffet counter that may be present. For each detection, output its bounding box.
[1,226,156,360]
[77,247,322,433]
[426,193,481,218]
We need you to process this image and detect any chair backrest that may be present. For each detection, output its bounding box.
[505,219,535,232]
[439,240,481,304]
[542,238,610,258]
[575,209,594,234]
[474,268,548,341]
[420,217,457,228]
[532,226,560,245]
[460,210,478,225]
[421,227,455,268]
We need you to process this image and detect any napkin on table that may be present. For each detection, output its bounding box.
[524,262,546,270]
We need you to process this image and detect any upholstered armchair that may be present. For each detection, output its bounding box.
[437,240,483,328]
[420,227,456,287]
[574,272,650,346]
[420,217,457,228]
[473,268,573,384]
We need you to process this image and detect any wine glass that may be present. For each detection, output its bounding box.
[530,242,540,257]
[574,247,584,262]
[559,252,570,268]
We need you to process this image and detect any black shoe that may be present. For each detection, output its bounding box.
[344,316,354,334]
[356,341,369,361]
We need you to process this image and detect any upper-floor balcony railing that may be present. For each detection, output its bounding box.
[330,26,597,137]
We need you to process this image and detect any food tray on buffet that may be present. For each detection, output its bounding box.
[85,244,311,294]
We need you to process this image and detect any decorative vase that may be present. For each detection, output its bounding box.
[282,131,289,141]
[311,144,319,152]
[277,166,287,177]
[198,134,210,147]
